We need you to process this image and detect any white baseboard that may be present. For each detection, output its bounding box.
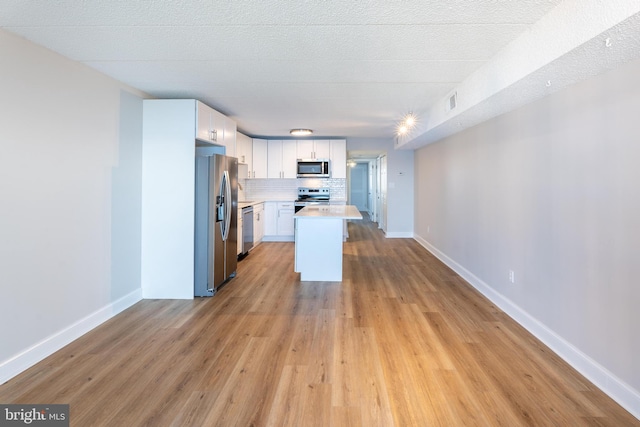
[0,289,142,385]
[384,231,414,238]
[262,235,294,242]
[414,233,640,420]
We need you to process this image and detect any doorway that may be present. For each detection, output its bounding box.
[349,163,368,211]
[347,151,386,230]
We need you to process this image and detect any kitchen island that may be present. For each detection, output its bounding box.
[294,205,362,281]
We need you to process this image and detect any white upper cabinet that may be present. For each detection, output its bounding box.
[196,101,215,142]
[241,135,345,180]
[297,140,330,159]
[268,140,297,179]
[313,140,331,159]
[297,140,313,159]
[330,139,347,179]
[236,132,253,178]
[236,132,252,164]
[267,140,282,178]
[210,108,225,147]
[252,139,268,178]
[195,100,236,156]
[282,141,297,178]
[196,101,219,144]
[223,116,236,158]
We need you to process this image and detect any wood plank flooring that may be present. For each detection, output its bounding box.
[1,214,638,426]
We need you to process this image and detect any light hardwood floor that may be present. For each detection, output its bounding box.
[1,215,638,426]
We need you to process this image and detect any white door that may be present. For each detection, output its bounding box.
[379,155,387,232]
[369,161,377,222]
[349,163,368,211]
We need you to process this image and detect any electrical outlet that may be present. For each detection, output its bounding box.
[509,270,515,284]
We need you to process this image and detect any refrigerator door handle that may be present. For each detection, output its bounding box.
[221,170,231,241]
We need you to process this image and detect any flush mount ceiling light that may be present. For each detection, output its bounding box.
[290,128,313,136]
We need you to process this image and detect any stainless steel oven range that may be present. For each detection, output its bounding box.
[294,187,330,213]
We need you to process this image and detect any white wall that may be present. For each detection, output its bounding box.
[414,58,640,417]
[347,138,414,237]
[0,30,145,382]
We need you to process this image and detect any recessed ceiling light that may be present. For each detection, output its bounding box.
[290,129,313,136]
[404,113,416,127]
[396,112,419,136]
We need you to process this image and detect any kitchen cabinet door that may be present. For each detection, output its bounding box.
[237,213,243,255]
[267,140,296,179]
[196,101,215,142]
[263,201,294,241]
[267,140,283,178]
[282,141,297,178]
[330,139,347,179]
[253,203,264,244]
[252,139,268,178]
[297,140,330,159]
[277,202,295,236]
[237,133,253,177]
[223,116,236,158]
[297,140,313,159]
[210,108,226,149]
[313,140,331,159]
[196,101,233,154]
[264,202,277,236]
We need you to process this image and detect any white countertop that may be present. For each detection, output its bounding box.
[294,205,362,220]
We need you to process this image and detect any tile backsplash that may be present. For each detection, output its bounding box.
[241,178,346,201]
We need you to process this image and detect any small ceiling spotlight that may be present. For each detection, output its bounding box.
[290,128,313,136]
[404,113,416,128]
[396,112,418,136]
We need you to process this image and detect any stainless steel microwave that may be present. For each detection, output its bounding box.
[296,159,331,178]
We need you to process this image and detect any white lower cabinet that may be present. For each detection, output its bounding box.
[253,203,264,246]
[277,202,295,235]
[263,201,295,241]
[237,212,243,256]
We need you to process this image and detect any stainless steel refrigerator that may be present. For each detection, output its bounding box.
[194,154,238,296]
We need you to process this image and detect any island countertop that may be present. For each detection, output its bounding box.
[294,205,362,220]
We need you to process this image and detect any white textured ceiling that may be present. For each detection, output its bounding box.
[2,1,639,147]
[1,0,564,139]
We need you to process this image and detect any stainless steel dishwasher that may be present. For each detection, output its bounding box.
[241,206,254,256]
